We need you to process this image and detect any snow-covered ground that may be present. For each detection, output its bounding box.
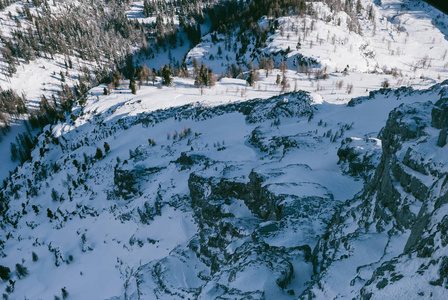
[1,0,448,299]
[1,74,447,299]
[1,0,447,181]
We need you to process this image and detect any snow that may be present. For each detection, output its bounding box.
[3,70,447,299]
[1,0,448,299]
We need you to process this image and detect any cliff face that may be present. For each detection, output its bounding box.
[304,96,448,299]
[123,92,340,299]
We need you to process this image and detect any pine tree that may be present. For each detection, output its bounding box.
[207,69,216,87]
[143,0,151,17]
[281,75,290,93]
[112,72,121,89]
[15,263,28,279]
[104,142,110,153]
[51,188,59,202]
[194,63,216,88]
[162,65,172,86]
[259,57,267,69]
[94,147,103,159]
[192,57,200,76]
[141,64,152,85]
[151,68,157,85]
[356,0,363,14]
[246,70,259,87]
[129,78,137,94]
[0,265,11,280]
[62,287,69,299]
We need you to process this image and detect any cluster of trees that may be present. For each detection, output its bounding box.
[3,0,372,164]
[0,89,26,114]
[10,131,36,163]
[193,61,216,89]
[2,0,146,163]
[0,89,28,142]
[0,0,17,9]
[1,0,140,141]
[0,0,143,77]
[209,0,310,33]
[142,0,213,47]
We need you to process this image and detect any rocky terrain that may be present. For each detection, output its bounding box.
[0,78,447,299]
[0,0,448,299]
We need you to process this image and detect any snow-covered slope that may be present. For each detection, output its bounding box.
[1,0,448,299]
[1,75,448,299]
[187,0,448,89]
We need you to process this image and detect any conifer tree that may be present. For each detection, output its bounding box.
[129,78,137,94]
[162,65,172,86]
[246,70,259,87]
[94,147,103,159]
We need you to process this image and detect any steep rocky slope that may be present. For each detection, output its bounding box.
[0,78,447,299]
[0,0,448,299]
[303,83,448,299]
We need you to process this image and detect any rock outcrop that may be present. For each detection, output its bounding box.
[303,97,448,299]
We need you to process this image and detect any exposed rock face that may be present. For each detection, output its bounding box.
[130,91,314,127]
[337,137,382,179]
[303,97,448,299]
[431,98,448,129]
[122,91,326,299]
[126,169,322,299]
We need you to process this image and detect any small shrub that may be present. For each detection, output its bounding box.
[94,147,103,159]
[51,188,59,202]
[0,265,11,280]
[346,83,354,94]
[62,287,69,299]
[15,263,28,279]
[104,142,110,153]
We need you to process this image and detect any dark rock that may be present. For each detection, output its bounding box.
[392,162,428,201]
[246,171,280,220]
[257,222,279,234]
[431,98,448,129]
[248,127,270,152]
[274,260,294,289]
[438,215,448,247]
[189,173,260,225]
[380,103,429,155]
[175,152,195,166]
[390,273,403,282]
[174,153,209,168]
[437,128,447,147]
[376,278,388,289]
[337,137,381,179]
[404,212,431,254]
[438,256,448,288]
[114,164,163,200]
[416,237,435,258]
[137,200,162,224]
[402,147,429,176]
[132,91,313,128]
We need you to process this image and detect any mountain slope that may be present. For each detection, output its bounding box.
[1,0,448,299]
[1,76,448,299]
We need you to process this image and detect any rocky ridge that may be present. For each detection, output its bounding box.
[303,87,448,298]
